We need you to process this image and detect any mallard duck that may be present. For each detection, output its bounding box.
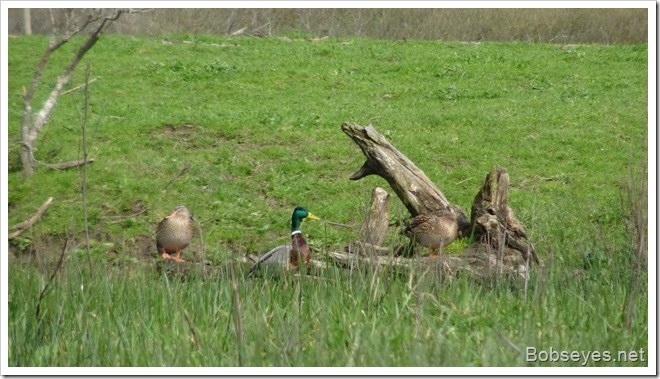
[156,205,194,263]
[404,211,458,257]
[249,206,320,276]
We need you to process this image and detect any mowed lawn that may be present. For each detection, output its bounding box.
[6,35,648,368]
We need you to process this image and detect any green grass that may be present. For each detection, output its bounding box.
[7,35,648,368]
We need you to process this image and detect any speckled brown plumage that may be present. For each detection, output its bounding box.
[404,211,458,256]
[156,205,193,263]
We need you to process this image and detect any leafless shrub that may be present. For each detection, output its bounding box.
[9,8,647,44]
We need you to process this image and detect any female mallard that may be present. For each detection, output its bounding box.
[249,206,320,276]
[404,211,458,257]
[156,205,194,263]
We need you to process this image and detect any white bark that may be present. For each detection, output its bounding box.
[18,9,142,176]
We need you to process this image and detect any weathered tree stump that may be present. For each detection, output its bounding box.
[359,187,391,246]
[471,167,539,266]
[331,122,540,281]
[345,187,393,257]
[341,122,471,236]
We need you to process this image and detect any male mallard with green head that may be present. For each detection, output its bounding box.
[249,206,320,276]
[404,211,458,257]
[156,205,194,263]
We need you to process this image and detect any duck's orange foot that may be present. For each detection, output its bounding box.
[172,252,186,263]
[428,250,438,258]
[161,252,172,260]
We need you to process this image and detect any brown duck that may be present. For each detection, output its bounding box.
[156,205,193,263]
[404,211,458,257]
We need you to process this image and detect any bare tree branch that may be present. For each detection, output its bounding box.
[43,158,95,170]
[9,197,54,239]
[19,8,137,176]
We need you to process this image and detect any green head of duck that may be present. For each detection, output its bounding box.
[290,206,320,233]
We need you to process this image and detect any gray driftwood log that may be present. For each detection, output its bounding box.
[330,122,540,281]
[341,122,471,236]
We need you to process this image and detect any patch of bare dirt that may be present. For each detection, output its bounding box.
[160,123,199,138]
[136,234,156,258]
[154,123,236,149]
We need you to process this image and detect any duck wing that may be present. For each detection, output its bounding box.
[248,245,292,275]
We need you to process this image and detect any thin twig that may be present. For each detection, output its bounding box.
[35,238,68,320]
[9,197,54,239]
[323,220,353,228]
[498,332,522,354]
[183,310,201,351]
[456,176,476,185]
[163,163,190,191]
[81,63,93,276]
[62,77,98,95]
[101,208,148,224]
[252,21,273,33]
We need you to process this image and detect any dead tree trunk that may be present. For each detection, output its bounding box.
[341,122,471,236]
[23,9,32,35]
[332,122,540,280]
[343,123,458,215]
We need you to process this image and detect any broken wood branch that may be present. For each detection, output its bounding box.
[43,158,95,170]
[329,236,532,281]
[9,197,54,239]
[341,122,471,235]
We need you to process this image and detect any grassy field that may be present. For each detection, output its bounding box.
[6,34,648,369]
